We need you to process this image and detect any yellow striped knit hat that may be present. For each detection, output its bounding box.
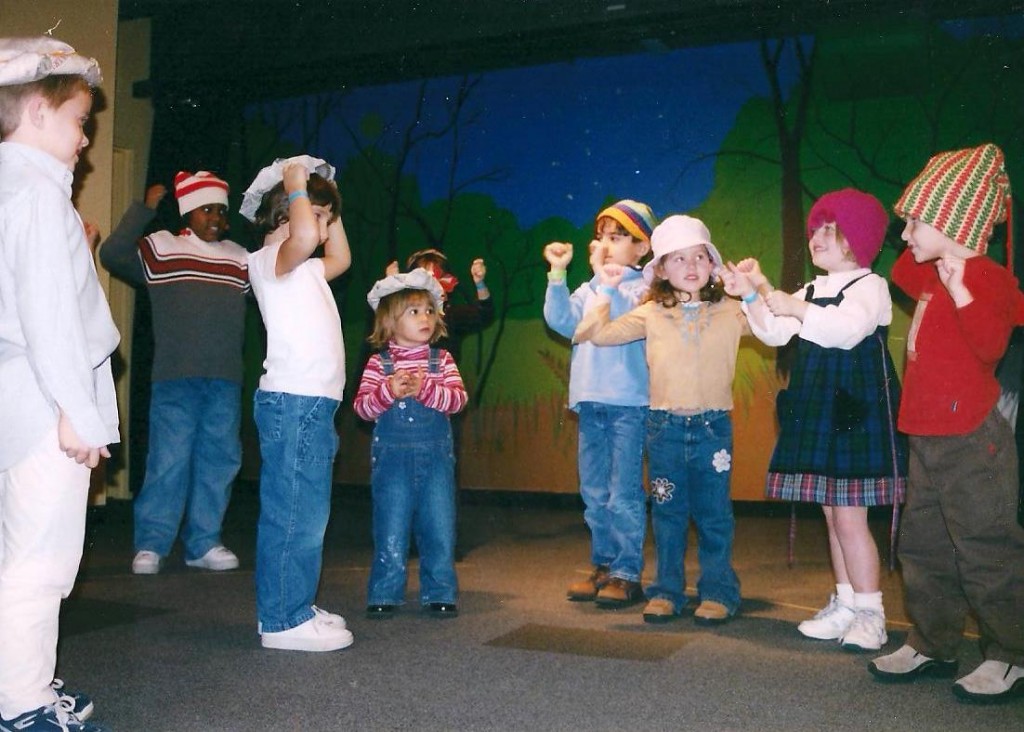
[596,200,657,242]
[894,143,1012,256]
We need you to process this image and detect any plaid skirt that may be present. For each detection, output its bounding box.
[766,328,907,506]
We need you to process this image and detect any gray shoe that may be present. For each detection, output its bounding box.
[953,660,1024,704]
[868,644,958,683]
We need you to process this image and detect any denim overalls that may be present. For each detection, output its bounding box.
[367,348,459,606]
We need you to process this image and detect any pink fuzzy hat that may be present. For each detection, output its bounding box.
[807,188,889,267]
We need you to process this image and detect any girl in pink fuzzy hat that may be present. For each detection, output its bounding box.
[723,188,907,653]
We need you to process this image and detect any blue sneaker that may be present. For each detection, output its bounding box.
[0,699,107,731]
[51,679,94,721]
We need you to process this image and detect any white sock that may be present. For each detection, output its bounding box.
[854,590,884,614]
[836,583,855,608]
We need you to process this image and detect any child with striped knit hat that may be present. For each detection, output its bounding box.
[543,200,656,610]
[866,143,1024,704]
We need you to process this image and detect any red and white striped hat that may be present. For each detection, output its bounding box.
[174,170,229,216]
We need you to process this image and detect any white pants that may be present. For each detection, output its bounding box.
[0,428,90,720]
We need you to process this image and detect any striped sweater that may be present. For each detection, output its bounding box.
[354,342,467,421]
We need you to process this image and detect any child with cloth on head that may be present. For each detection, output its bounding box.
[574,215,746,625]
[99,171,248,576]
[354,269,468,619]
[0,36,115,731]
[241,155,353,652]
[867,143,1024,703]
[543,199,655,608]
[723,188,907,653]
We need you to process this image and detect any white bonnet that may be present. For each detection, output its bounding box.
[0,36,101,87]
[239,155,336,222]
[367,268,445,313]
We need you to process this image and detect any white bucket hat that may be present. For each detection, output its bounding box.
[642,215,724,284]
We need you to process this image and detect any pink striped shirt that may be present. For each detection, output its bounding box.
[354,342,467,421]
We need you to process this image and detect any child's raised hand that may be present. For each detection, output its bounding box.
[598,263,625,288]
[385,260,400,277]
[720,262,749,297]
[765,290,807,320]
[733,258,767,289]
[406,367,425,398]
[282,162,310,193]
[470,258,487,283]
[543,242,573,269]
[144,184,168,210]
[936,255,966,293]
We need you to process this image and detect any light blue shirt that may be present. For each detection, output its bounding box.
[0,142,120,469]
[543,266,649,410]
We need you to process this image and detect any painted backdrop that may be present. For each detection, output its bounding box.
[226,16,1022,499]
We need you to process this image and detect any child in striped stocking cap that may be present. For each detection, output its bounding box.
[866,143,1024,704]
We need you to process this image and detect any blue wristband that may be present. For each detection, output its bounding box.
[741,291,758,304]
[598,285,617,298]
[288,189,309,203]
[475,280,487,291]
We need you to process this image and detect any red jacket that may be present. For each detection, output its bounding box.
[892,249,1024,435]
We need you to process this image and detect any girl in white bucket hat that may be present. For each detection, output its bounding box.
[574,214,748,626]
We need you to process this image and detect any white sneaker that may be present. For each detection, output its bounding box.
[797,594,855,640]
[840,608,887,652]
[261,613,354,652]
[185,545,239,571]
[257,605,346,635]
[953,660,1024,703]
[131,550,161,575]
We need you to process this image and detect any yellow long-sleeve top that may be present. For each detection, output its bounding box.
[574,296,749,413]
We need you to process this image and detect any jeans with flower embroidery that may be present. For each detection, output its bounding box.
[645,409,741,615]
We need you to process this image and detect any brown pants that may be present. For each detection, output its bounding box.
[900,409,1024,664]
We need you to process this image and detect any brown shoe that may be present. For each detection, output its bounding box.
[595,577,644,608]
[643,597,679,624]
[694,600,731,625]
[567,565,610,601]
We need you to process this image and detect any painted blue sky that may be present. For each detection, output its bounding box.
[249,16,1013,231]
[250,39,801,229]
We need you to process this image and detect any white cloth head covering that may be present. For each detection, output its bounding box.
[367,268,445,314]
[0,36,102,87]
[642,214,724,284]
[239,155,335,222]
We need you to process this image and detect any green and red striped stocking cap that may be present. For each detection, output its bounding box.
[894,143,1012,262]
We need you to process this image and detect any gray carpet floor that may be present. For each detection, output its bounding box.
[60,485,1024,731]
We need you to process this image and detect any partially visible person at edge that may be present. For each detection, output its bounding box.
[0,36,116,732]
[542,199,655,609]
[866,143,1024,704]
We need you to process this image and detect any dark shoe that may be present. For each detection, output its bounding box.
[566,565,610,602]
[365,604,397,619]
[693,600,732,625]
[427,602,459,618]
[594,577,644,608]
[868,644,958,683]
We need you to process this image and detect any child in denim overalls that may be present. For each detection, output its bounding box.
[355,269,468,619]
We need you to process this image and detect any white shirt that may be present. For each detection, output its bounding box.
[0,142,120,469]
[745,268,893,350]
[248,241,345,400]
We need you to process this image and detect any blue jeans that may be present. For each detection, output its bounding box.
[645,409,741,615]
[133,378,241,559]
[253,389,339,633]
[577,402,647,582]
[368,397,458,606]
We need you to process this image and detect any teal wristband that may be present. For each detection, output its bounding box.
[741,291,758,304]
[547,270,567,284]
[475,280,487,291]
[598,285,617,298]
[288,189,309,203]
